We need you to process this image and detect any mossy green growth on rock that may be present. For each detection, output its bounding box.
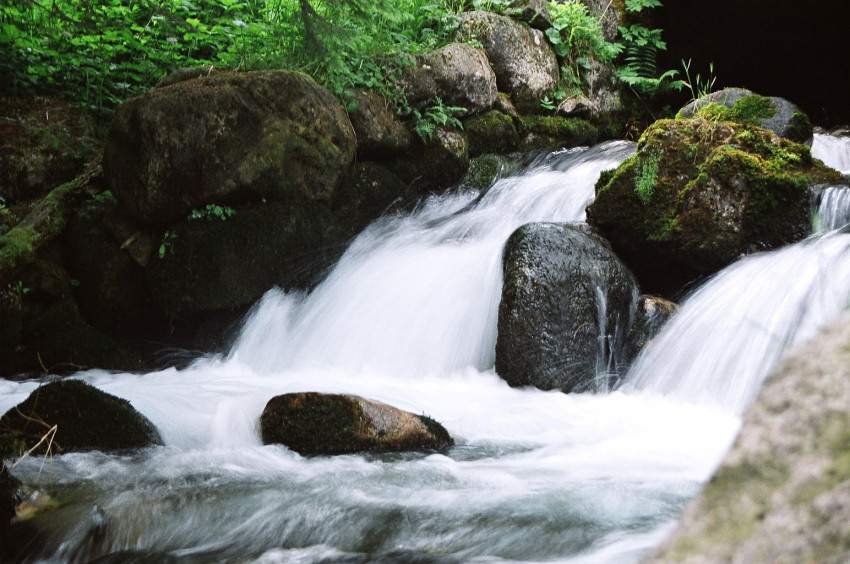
[521,116,598,148]
[690,93,776,125]
[464,110,520,157]
[586,118,841,295]
[0,380,162,456]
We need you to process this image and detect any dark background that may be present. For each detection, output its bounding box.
[655,0,850,127]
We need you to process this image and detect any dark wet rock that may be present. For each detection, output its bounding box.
[496,222,639,392]
[391,127,469,193]
[0,380,162,456]
[332,161,414,237]
[627,295,678,359]
[462,153,523,190]
[348,90,414,159]
[0,463,23,528]
[104,70,356,223]
[260,392,453,455]
[678,88,814,145]
[455,11,559,113]
[586,118,841,296]
[520,116,598,151]
[643,310,850,564]
[400,43,498,115]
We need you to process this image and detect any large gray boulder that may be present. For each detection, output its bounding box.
[678,88,814,145]
[104,70,356,223]
[496,223,639,392]
[260,392,453,455]
[643,310,850,564]
[400,42,498,115]
[455,11,559,114]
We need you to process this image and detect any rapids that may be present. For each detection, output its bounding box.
[1,133,848,563]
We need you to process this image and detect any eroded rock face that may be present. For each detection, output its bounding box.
[455,11,559,114]
[678,88,813,145]
[643,310,850,564]
[348,90,414,159]
[627,295,678,359]
[496,222,639,393]
[586,118,841,295]
[104,70,356,223]
[400,42,498,115]
[259,392,453,455]
[0,380,162,455]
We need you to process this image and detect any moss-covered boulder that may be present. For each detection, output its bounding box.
[0,380,162,456]
[390,126,470,193]
[678,88,813,145]
[496,222,639,392]
[455,11,559,113]
[103,70,356,223]
[520,116,598,151]
[260,392,453,455]
[465,110,521,157]
[586,118,841,295]
[644,310,850,564]
[400,42,498,115]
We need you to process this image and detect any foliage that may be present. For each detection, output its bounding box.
[158,230,177,259]
[188,204,236,221]
[412,98,466,142]
[0,0,465,119]
[681,59,717,102]
[545,0,621,107]
[634,149,661,203]
[615,0,682,99]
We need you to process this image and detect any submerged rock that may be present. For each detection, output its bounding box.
[586,118,841,295]
[455,11,559,114]
[496,222,639,393]
[0,380,162,456]
[644,310,850,564]
[104,69,356,223]
[260,392,453,455]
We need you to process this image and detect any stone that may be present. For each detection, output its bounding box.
[259,392,453,455]
[643,310,850,564]
[586,118,841,296]
[0,380,162,455]
[496,222,639,392]
[103,70,356,223]
[455,11,559,114]
[400,42,498,115]
[627,295,678,359]
[348,90,414,159]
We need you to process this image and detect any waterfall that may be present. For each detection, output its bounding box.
[812,131,850,175]
[2,135,847,564]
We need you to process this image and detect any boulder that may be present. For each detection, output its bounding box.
[643,310,850,564]
[391,127,470,193]
[400,42,498,115]
[0,380,162,456]
[520,116,598,151]
[465,110,521,157]
[259,392,453,455]
[103,70,356,223]
[678,88,814,145]
[586,118,841,296]
[580,0,621,43]
[455,11,559,114]
[347,90,414,159]
[496,223,639,393]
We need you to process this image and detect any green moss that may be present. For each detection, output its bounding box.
[634,149,661,204]
[521,116,598,147]
[0,226,38,273]
[694,94,776,126]
[415,414,453,448]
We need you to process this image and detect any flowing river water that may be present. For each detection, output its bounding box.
[2,135,849,563]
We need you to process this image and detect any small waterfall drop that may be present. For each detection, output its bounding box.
[813,131,850,175]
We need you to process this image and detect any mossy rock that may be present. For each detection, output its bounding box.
[520,116,598,150]
[0,380,162,456]
[464,110,520,157]
[259,392,453,456]
[586,118,841,295]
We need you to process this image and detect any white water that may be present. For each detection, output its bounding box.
[3,136,849,563]
[813,131,850,175]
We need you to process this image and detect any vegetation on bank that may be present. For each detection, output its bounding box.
[0,0,681,122]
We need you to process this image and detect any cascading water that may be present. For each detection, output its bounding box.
[1,135,848,563]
